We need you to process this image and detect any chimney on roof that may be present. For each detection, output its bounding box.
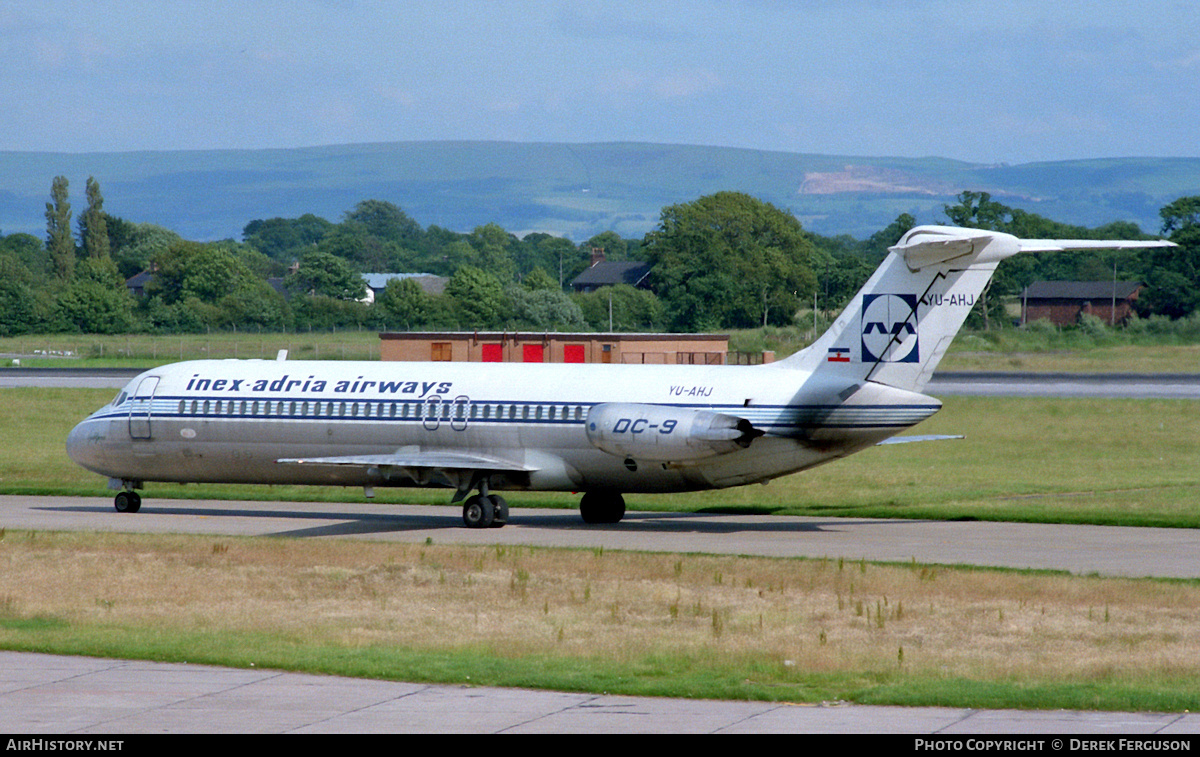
[590,247,606,267]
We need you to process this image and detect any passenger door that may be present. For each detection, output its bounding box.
[128,376,160,440]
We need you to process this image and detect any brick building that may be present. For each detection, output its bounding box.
[1020,281,1143,326]
[380,332,737,365]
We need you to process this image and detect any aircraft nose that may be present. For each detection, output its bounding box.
[66,417,107,473]
[66,421,89,466]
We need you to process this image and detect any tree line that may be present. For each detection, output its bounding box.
[1,176,1197,338]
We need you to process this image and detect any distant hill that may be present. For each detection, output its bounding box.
[2,142,1197,242]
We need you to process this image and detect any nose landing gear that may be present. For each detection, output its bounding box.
[110,479,142,513]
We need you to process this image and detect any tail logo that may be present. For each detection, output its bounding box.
[861,293,919,363]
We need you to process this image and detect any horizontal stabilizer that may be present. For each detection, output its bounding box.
[1018,239,1176,253]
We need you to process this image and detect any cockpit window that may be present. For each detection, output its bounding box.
[111,378,140,407]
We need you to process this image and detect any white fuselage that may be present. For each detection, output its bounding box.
[66,358,941,495]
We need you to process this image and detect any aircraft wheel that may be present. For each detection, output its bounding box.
[579,492,625,524]
[489,495,509,528]
[114,491,141,514]
[462,494,495,529]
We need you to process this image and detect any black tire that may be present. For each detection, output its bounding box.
[114,491,141,513]
[579,492,625,524]
[462,494,495,529]
[489,495,509,528]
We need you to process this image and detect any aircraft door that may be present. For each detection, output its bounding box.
[128,376,160,440]
[450,395,470,431]
[422,396,442,431]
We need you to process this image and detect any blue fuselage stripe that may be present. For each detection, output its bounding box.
[98,395,939,432]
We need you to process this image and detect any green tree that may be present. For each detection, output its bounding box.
[445,265,509,328]
[573,284,664,331]
[643,192,816,330]
[467,223,518,282]
[506,284,588,330]
[316,225,410,273]
[45,176,74,281]
[1159,196,1200,235]
[285,250,366,300]
[377,277,429,329]
[290,294,366,331]
[149,242,235,303]
[1,232,49,280]
[0,248,42,336]
[583,231,628,261]
[215,278,290,331]
[243,214,334,261]
[79,176,110,259]
[145,242,289,331]
[1138,196,1200,318]
[55,257,134,333]
[344,199,422,243]
[111,223,183,281]
[529,234,580,287]
[522,266,558,291]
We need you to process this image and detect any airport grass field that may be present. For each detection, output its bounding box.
[2,375,1200,710]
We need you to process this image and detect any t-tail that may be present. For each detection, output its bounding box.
[780,225,1174,394]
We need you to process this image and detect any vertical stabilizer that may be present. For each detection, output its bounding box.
[778,225,1173,393]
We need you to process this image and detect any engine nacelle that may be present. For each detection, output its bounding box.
[585,403,762,463]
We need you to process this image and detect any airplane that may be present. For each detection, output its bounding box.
[67,225,1173,528]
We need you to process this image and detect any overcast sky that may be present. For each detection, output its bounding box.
[5,0,1198,164]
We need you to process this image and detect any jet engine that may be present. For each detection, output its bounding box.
[585,403,762,462]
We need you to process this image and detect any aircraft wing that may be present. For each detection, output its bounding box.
[875,434,964,445]
[277,449,540,501]
[277,450,539,472]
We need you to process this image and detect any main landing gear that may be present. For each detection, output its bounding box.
[579,491,625,524]
[114,490,141,513]
[459,485,627,528]
[461,479,509,529]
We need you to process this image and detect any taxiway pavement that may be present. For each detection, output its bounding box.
[4,496,1200,733]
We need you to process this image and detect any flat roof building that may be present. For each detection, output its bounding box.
[380,332,740,365]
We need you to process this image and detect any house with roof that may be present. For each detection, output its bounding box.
[1020,280,1144,326]
[569,249,653,293]
[360,273,447,303]
[124,269,156,298]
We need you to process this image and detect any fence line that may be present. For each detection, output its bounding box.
[1,334,380,363]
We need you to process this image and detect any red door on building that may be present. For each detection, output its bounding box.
[563,344,585,363]
[481,343,503,362]
[522,344,544,363]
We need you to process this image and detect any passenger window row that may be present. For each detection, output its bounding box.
[173,399,587,422]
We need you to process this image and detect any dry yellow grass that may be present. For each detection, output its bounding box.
[3,529,1199,691]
